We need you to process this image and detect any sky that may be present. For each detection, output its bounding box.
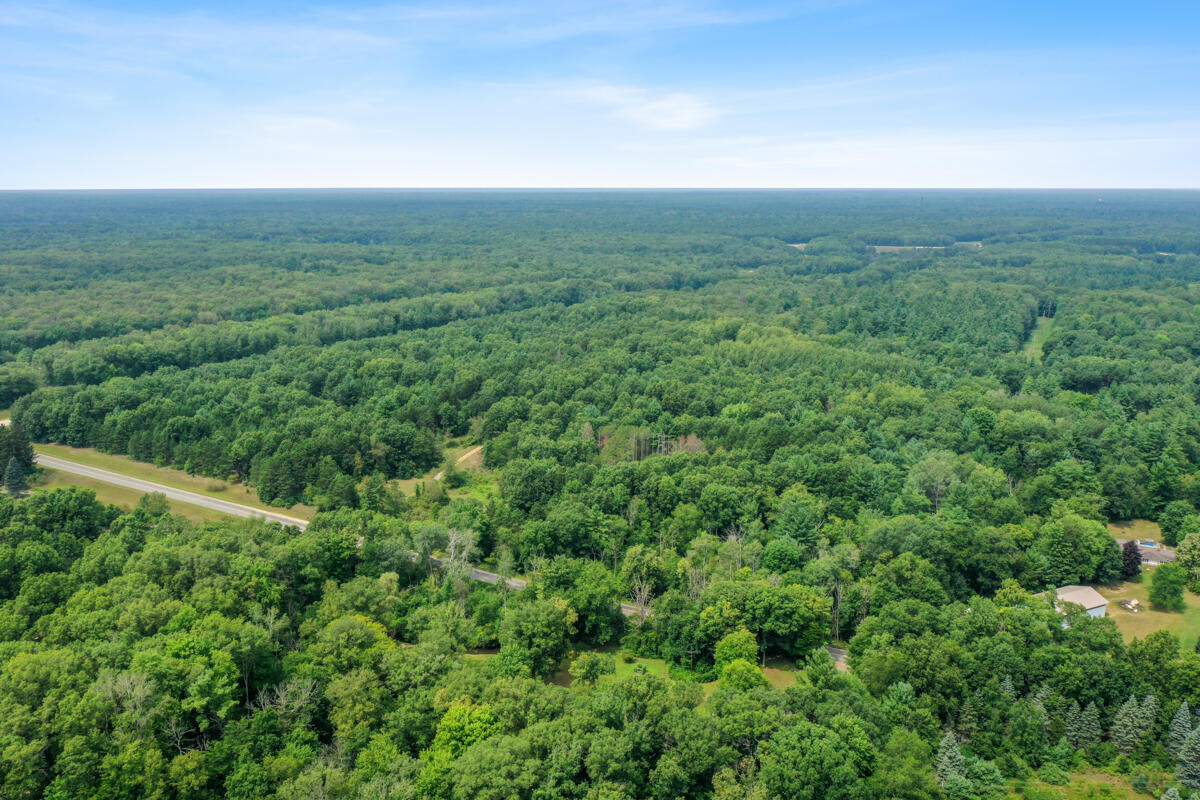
[0,0,1197,189]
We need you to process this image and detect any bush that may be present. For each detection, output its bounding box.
[1038,762,1069,785]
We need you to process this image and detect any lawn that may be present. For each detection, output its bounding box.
[33,468,232,524]
[1107,518,1162,544]
[34,442,315,518]
[1097,567,1200,647]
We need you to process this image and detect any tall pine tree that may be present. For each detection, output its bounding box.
[1170,701,1193,757]
[1064,701,1083,749]
[4,456,26,496]
[935,730,965,784]
[1111,695,1144,755]
[1079,702,1101,750]
[957,695,980,743]
[1141,694,1160,750]
[1177,728,1200,790]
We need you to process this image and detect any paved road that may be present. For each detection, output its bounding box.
[35,453,311,529]
[826,645,850,671]
[430,556,642,616]
[33,447,847,662]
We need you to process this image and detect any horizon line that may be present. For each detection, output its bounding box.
[2,186,1199,193]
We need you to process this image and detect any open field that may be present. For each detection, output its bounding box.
[1022,315,1055,363]
[33,468,232,524]
[1006,770,1160,800]
[389,441,490,497]
[33,443,315,518]
[1097,568,1200,647]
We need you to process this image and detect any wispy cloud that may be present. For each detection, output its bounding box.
[571,84,719,130]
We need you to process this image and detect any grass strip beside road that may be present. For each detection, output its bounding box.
[35,468,232,525]
[33,443,315,519]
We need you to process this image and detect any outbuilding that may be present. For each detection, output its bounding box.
[1048,585,1108,618]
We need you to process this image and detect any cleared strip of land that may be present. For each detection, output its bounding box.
[35,453,311,528]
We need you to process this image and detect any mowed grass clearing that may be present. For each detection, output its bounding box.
[1097,567,1200,647]
[34,442,315,518]
[1022,315,1056,364]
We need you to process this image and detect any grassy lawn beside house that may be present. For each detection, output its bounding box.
[1107,518,1163,544]
[1097,567,1200,647]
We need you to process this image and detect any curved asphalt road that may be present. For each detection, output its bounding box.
[35,453,311,529]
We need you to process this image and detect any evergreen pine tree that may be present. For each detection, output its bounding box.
[1000,675,1015,696]
[1170,701,1192,757]
[1064,701,1083,749]
[1160,788,1181,800]
[4,456,26,496]
[1111,695,1143,755]
[957,695,980,743]
[935,730,965,784]
[1177,728,1200,790]
[1079,702,1101,749]
[1141,694,1160,749]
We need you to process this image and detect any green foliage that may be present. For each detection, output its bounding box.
[1178,728,1200,790]
[568,651,616,685]
[2,192,1200,798]
[714,627,758,671]
[498,596,577,678]
[1169,701,1192,757]
[935,730,966,783]
[3,457,26,496]
[1151,564,1188,612]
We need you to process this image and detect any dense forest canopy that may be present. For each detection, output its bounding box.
[3,190,1200,799]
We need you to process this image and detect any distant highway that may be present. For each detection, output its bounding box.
[34,453,311,529]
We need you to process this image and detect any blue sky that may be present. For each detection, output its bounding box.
[1,0,1197,188]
